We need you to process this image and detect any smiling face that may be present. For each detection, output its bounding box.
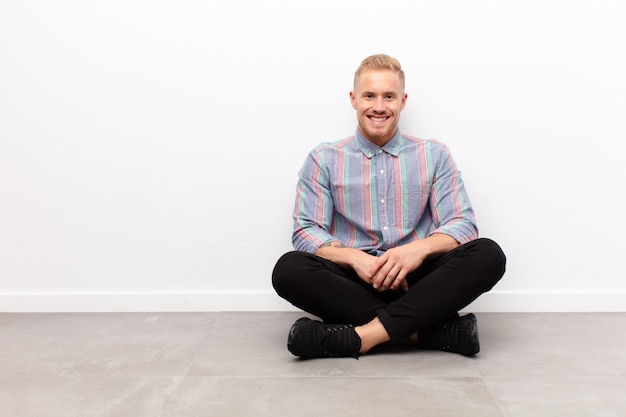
[350,69,407,146]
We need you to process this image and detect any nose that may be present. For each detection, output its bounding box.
[373,97,386,113]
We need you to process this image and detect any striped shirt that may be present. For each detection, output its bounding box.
[292,129,478,255]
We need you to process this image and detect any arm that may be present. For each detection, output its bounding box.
[292,147,380,285]
[291,151,337,253]
[428,143,478,244]
[315,234,457,289]
[315,241,380,285]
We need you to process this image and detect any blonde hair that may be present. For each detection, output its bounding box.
[354,54,405,89]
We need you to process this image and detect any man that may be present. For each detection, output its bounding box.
[272,54,506,359]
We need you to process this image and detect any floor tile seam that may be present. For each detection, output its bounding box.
[481,374,626,380]
[176,375,488,380]
[156,374,188,417]
[479,376,507,417]
[0,372,191,379]
[479,374,622,380]
[157,322,220,417]
[475,365,626,379]
[156,369,194,417]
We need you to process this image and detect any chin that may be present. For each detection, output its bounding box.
[367,128,392,140]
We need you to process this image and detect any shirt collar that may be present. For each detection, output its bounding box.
[355,129,402,159]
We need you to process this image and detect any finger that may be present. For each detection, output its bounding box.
[391,269,408,292]
[368,254,387,280]
[372,259,392,289]
[380,265,401,291]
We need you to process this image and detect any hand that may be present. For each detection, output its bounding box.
[349,251,381,286]
[315,243,379,286]
[369,235,459,292]
[369,244,427,292]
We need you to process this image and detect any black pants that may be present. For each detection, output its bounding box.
[272,238,506,341]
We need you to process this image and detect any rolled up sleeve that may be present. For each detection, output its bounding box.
[428,145,478,245]
[291,150,338,253]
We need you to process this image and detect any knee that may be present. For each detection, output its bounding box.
[475,238,506,270]
[471,238,507,288]
[272,251,305,294]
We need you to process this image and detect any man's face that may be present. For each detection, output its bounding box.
[350,69,407,146]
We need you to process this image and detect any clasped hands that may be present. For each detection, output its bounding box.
[353,244,427,292]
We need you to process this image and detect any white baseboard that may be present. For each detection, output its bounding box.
[0,291,624,313]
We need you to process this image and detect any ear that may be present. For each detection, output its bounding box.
[350,90,357,109]
[400,93,408,110]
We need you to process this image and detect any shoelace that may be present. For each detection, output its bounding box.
[322,324,360,358]
[429,321,458,352]
[419,315,478,355]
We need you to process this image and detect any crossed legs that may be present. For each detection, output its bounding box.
[272,238,506,356]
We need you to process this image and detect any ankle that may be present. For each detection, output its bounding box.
[355,317,391,354]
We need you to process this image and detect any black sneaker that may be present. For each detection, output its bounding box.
[287,317,361,358]
[418,313,480,356]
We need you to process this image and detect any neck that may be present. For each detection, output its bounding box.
[358,127,397,147]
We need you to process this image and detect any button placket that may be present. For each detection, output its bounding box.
[375,150,391,242]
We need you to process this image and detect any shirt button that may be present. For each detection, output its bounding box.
[380,169,384,174]
[380,199,385,204]
[383,226,389,231]
[378,149,383,154]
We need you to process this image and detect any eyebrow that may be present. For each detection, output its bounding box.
[361,91,398,96]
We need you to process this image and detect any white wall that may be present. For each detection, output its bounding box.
[1,0,625,312]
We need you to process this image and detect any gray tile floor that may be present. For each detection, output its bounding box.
[0,312,625,417]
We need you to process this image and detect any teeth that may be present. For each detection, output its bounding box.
[370,116,388,122]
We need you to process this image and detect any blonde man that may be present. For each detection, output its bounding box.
[273,54,506,358]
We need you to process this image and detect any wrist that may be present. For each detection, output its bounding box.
[316,243,368,269]
[422,234,459,257]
